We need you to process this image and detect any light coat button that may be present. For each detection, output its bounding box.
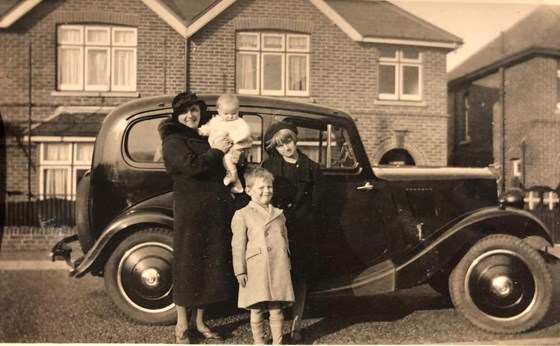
[265,231,269,236]
[267,247,272,252]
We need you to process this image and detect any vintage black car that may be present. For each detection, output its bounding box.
[51,94,559,334]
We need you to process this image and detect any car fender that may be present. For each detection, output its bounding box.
[395,207,555,289]
[71,208,173,278]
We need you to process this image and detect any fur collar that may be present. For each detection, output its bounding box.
[158,118,198,140]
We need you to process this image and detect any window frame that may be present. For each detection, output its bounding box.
[38,141,94,200]
[378,47,423,101]
[57,24,137,92]
[236,31,310,97]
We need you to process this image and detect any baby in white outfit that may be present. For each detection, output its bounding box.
[198,93,252,194]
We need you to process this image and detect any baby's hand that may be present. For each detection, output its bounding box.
[237,274,247,287]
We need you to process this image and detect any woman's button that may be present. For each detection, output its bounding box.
[265,231,269,236]
[267,247,272,252]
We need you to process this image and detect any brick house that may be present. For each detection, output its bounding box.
[448,5,560,192]
[0,0,460,249]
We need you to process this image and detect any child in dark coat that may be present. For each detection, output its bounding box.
[261,121,324,343]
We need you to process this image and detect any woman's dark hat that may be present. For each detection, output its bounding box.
[263,121,298,151]
[264,121,298,145]
[171,92,209,124]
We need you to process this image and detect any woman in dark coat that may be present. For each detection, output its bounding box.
[158,92,233,344]
[261,121,324,343]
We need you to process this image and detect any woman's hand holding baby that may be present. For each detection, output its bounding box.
[211,133,233,153]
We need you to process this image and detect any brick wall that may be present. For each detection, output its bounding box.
[188,0,451,166]
[450,56,560,189]
[0,0,186,197]
[0,226,76,252]
[504,57,560,188]
[450,73,500,167]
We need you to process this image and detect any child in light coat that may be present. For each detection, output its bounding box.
[231,166,294,344]
[198,93,252,193]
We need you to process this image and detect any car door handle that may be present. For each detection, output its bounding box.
[357,182,374,191]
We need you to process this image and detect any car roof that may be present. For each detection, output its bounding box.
[103,94,352,125]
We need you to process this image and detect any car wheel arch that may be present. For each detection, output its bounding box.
[398,209,554,291]
[73,210,173,277]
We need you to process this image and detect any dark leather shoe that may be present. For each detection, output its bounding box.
[175,330,196,344]
[197,329,223,340]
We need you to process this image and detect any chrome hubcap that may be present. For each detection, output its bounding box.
[465,249,536,319]
[490,275,513,297]
[141,268,161,288]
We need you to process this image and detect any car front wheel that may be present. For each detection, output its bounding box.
[449,234,552,334]
[104,227,175,325]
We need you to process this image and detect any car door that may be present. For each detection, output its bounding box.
[274,115,395,277]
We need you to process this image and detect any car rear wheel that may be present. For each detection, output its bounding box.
[449,234,552,334]
[104,227,175,325]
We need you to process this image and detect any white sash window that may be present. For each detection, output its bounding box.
[58,25,137,92]
[39,141,94,200]
[236,32,310,96]
[379,46,422,101]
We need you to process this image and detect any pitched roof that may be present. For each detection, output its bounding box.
[159,0,219,25]
[322,0,461,47]
[448,5,560,85]
[29,112,106,137]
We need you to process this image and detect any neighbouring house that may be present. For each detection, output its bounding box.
[0,0,460,250]
[448,5,560,193]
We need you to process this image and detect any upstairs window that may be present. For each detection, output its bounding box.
[236,32,310,97]
[57,25,137,92]
[378,46,422,101]
[461,93,470,143]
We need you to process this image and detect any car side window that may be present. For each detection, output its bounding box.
[126,115,168,164]
[274,118,356,169]
[241,114,263,164]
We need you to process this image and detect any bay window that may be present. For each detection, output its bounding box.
[236,32,310,96]
[57,25,137,92]
[378,46,422,101]
[39,142,94,199]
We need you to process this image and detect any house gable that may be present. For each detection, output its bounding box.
[448,5,560,85]
[141,0,236,37]
[0,0,42,28]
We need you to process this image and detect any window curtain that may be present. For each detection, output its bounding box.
[237,54,256,90]
[87,49,108,87]
[113,49,134,87]
[288,56,306,91]
[59,48,81,86]
[45,143,69,161]
[75,143,94,162]
[44,169,67,197]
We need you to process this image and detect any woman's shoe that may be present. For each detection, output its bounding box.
[196,328,223,340]
[175,330,195,344]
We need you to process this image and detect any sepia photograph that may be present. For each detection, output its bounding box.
[1,0,560,344]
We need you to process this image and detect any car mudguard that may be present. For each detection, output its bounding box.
[394,206,555,289]
[70,208,173,278]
